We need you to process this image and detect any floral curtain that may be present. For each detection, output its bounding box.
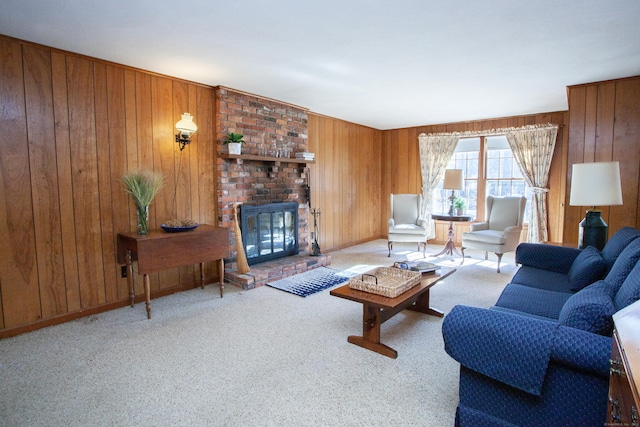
[418,133,459,238]
[505,124,558,243]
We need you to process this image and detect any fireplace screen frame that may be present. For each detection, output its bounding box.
[240,202,299,265]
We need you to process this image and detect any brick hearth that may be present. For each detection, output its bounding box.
[225,253,331,290]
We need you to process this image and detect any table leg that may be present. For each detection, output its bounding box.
[407,289,444,317]
[144,273,151,319]
[347,303,397,359]
[218,259,224,298]
[126,251,135,307]
[200,262,205,289]
[432,221,463,259]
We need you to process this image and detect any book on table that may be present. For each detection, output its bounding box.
[406,261,440,273]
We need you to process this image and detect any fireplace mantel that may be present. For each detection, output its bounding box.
[220,153,315,165]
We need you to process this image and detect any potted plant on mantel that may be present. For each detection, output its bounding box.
[223,132,246,155]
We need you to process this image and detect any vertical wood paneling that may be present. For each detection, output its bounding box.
[51,51,82,313]
[584,85,598,161]
[66,56,106,308]
[0,36,219,336]
[123,69,144,297]
[106,65,131,302]
[94,62,119,303]
[187,85,199,226]
[133,72,160,291]
[565,87,587,243]
[23,45,67,317]
[172,81,195,283]
[0,39,40,327]
[546,111,569,242]
[565,76,640,243]
[152,76,180,290]
[308,114,383,251]
[611,79,640,231]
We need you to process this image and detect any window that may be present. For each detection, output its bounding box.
[433,135,529,221]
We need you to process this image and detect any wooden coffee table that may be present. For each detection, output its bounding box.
[330,266,455,359]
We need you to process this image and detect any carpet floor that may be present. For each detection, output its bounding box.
[0,241,516,426]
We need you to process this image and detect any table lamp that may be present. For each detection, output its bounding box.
[569,161,623,250]
[443,169,464,216]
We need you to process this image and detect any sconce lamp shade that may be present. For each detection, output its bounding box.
[176,113,198,135]
[569,161,622,207]
[569,161,623,250]
[443,169,464,190]
[175,113,197,151]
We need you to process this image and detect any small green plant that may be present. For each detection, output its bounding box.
[453,197,467,210]
[223,132,245,144]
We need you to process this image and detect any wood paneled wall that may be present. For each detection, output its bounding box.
[564,76,640,243]
[307,114,383,251]
[381,111,570,243]
[0,36,218,336]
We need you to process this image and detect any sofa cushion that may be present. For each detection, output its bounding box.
[613,260,640,311]
[510,266,573,293]
[490,305,562,322]
[604,238,640,295]
[515,243,581,274]
[601,226,640,270]
[558,281,615,336]
[567,246,607,292]
[494,284,572,320]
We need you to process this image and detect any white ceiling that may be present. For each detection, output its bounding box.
[1,0,639,129]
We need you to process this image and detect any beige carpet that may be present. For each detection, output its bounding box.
[0,241,516,426]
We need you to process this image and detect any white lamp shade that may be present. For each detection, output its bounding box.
[443,169,464,190]
[569,161,623,207]
[175,113,198,134]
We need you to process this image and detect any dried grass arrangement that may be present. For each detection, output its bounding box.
[121,169,164,234]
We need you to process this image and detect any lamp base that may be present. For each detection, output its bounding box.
[448,190,455,216]
[577,209,608,251]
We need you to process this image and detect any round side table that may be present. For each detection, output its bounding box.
[431,214,474,259]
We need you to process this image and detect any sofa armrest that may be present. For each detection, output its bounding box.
[551,325,611,377]
[515,243,582,274]
[388,218,395,227]
[443,305,557,395]
[417,217,427,228]
[470,222,488,232]
[443,305,612,396]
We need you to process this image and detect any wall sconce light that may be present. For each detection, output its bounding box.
[569,161,623,250]
[175,113,198,151]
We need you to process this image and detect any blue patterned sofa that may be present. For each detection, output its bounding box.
[442,226,640,427]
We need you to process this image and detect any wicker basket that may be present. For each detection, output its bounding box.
[348,267,422,297]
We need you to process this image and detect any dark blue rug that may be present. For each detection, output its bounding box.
[266,267,354,297]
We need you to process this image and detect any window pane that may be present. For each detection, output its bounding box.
[500,156,512,178]
[512,160,523,179]
[486,158,499,178]
[455,137,480,152]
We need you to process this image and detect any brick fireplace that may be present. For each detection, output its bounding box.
[215,87,330,289]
